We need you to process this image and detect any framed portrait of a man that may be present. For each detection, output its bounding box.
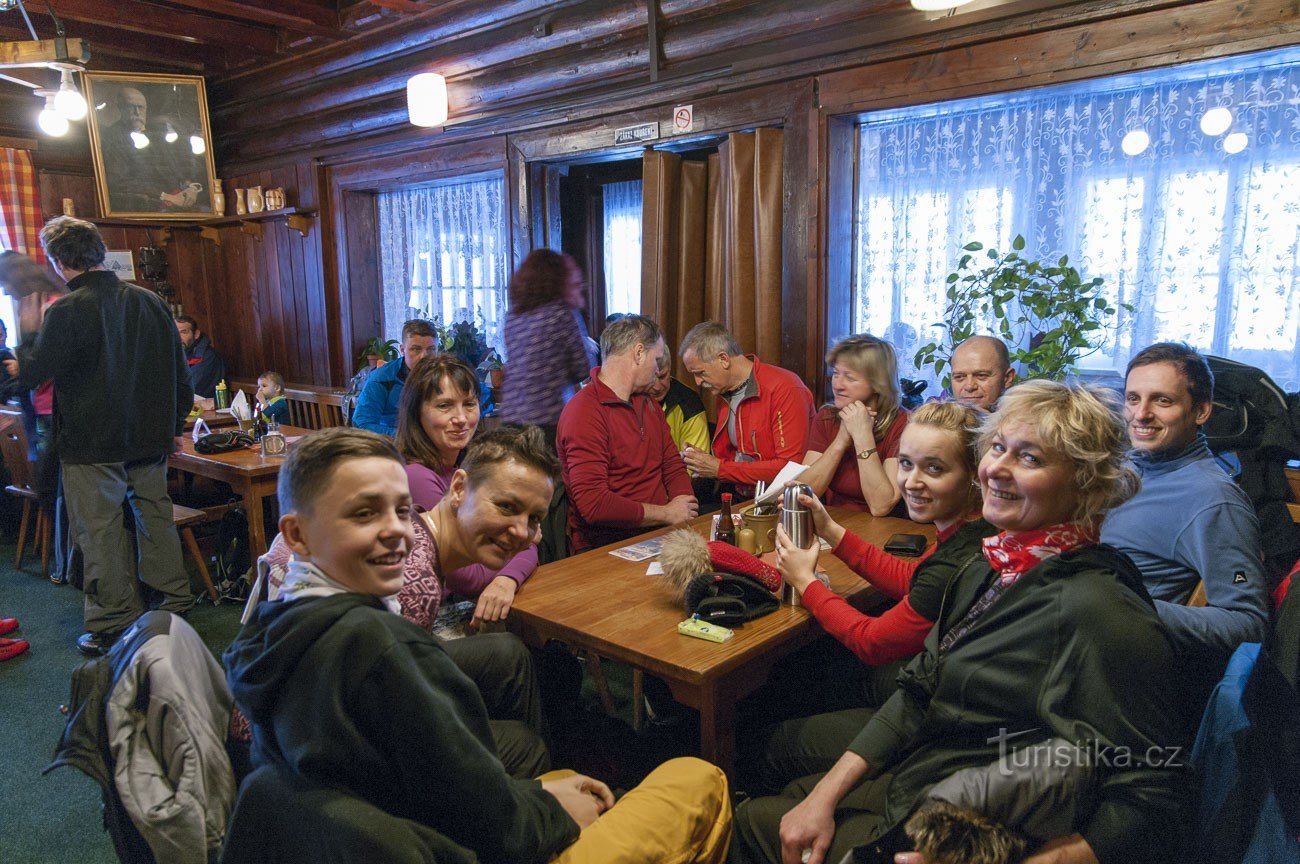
[84,72,218,220]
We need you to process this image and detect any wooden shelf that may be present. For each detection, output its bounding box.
[84,208,317,245]
[200,208,317,244]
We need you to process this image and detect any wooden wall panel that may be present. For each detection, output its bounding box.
[12,0,1297,392]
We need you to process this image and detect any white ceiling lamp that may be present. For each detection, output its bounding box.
[52,68,86,120]
[1200,107,1232,137]
[130,130,149,149]
[911,0,976,10]
[35,89,68,136]
[407,72,448,128]
[1223,132,1248,154]
[1121,129,1150,157]
[189,134,206,155]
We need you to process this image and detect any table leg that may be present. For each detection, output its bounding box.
[243,486,269,559]
[698,685,737,778]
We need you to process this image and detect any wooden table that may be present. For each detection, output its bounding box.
[168,425,311,558]
[184,408,238,431]
[508,508,935,777]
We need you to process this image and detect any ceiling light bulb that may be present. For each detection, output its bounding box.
[130,130,150,149]
[1200,107,1232,136]
[1121,129,1150,156]
[1223,132,1248,154]
[53,70,87,121]
[407,72,448,127]
[189,135,205,155]
[165,127,179,143]
[910,0,975,9]
[36,91,68,137]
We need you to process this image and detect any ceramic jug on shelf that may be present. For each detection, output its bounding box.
[212,182,226,216]
[234,188,247,215]
[247,186,265,214]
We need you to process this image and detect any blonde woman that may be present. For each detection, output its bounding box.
[801,335,907,515]
[736,381,1185,864]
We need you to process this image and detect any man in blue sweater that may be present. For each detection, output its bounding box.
[351,319,438,436]
[1102,343,1268,698]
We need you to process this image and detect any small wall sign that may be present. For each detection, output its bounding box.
[673,104,694,134]
[614,122,660,145]
[104,250,136,280]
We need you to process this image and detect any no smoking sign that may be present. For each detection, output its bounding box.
[672,104,694,134]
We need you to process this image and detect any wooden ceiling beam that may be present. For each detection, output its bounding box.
[0,22,212,72]
[146,0,348,40]
[25,0,282,55]
[366,0,427,11]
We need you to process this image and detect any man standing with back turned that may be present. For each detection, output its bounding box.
[6,217,193,655]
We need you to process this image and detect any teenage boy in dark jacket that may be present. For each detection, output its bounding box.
[225,427,732,864]
[5,218,192,655]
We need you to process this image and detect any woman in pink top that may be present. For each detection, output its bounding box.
[396,354,538,629]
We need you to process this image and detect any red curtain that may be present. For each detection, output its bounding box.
[0,148,45,262]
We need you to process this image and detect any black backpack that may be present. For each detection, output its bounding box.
[213,505,252,601]
[1203,356,1300,588]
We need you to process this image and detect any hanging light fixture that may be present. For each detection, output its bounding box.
[52,68,86,120]
[130,130,149,149]
[407,72,448,127]
[910,0,975,10]
[35,89,68,136]
[189,134,206,155]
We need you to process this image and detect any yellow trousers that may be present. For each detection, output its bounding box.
[543,757,732,864]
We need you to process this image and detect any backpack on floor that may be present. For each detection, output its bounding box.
[213,505,251,602]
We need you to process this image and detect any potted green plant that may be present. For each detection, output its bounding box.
[914,235,1128,385]
[358,337,400,368]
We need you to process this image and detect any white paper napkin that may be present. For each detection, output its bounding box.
[755,461,809,504]
[230,389,250,421]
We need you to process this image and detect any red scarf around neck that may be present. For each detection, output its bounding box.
[981,521,1099,585]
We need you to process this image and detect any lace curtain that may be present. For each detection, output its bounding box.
[376,173,508,351]
[854,46,1300,391]
[603,179,643,315]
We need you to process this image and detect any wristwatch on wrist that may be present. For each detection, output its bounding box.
[856,447,877,460]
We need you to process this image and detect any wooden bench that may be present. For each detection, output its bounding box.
[230,382,348,431]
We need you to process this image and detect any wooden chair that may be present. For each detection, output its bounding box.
[0,419,51,577]
[174,503,221,605]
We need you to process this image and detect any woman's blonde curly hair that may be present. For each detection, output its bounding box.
[978,379,1140,525]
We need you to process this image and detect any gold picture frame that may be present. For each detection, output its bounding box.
[83,72,218,220]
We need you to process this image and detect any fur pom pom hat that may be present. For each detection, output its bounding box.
[658,529,782,603]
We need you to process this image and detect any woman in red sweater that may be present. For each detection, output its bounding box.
[751,400,997,792]
[800,335,909,516]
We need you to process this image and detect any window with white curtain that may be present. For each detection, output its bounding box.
[853,46,1300,391]
[602,179,643,315]
[376,173,508,351]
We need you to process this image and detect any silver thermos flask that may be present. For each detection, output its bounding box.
[781,483,815,549]
[781,483,817,606]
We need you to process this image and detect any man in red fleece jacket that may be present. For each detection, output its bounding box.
[557,315,698,553]
[679,321,814,495]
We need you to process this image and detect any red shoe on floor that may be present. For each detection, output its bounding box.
[0,618,18,637]
[0,639,29,661]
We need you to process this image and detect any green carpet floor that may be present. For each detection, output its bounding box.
[0,543,654,863]
[0,547,245,864]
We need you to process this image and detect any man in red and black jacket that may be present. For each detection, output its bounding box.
[679,321,814,496]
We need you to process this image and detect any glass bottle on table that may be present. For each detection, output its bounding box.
[715,493,736,545]
[252,404,267,441]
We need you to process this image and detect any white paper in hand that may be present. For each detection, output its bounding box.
[230,389,250,420]
[755,462,808,504]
